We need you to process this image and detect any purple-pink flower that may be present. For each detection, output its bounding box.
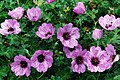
[92,29,103,40]
[71,49,87,74]
[73,2,86,14]
[57,23,80,48]
[27,7,41,22]
[31,50,53,72]
[0,19,21,35]
[63,44,82,58]
[8,7,24,19]
[98,14,120,30]
[85,46,110,72]
[36,23,55,39]
[46,0,55,4]
[115,18,120,28]
[10,55,31,77]
[105,44,119,69]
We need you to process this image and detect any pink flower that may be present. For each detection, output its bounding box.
[36,23,55,39]
[31,50,53,72]
[85,46,110,72]
[27,7,41,22]
[0,19,21,35]
[46,0,55,4]
[71,49,87,74]
[73,2,86,14]
[115,18,120,27]
[8,7,24,19]
[105,44,119,69]
[92,29,103,40]
[10,55,31,77]
[98,14,120,30]
[63,44,82,58]
[57,23,80,48]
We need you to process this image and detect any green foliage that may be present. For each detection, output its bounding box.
[0,0,120,80]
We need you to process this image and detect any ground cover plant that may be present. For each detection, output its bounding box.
[0,0,120,80]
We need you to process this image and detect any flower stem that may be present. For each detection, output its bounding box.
[24,0,29,6]
[97,73,100,80]
[37,72,44,79]
[86,12,97,27]
[17,0,19,6]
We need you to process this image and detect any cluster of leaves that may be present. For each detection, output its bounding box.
[0,0,120,80]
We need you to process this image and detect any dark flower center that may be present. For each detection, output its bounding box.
[37,54,45,63]
[45,32,52,37]
[33,16,37,18]
[63,32,71,40]
[105,24,112,29]
[20,61,28,68]
[76,56,83,64]
[68,47,76,52]
[8,27,14,32]
[111,55,116,61]
[91,57,100,66]
[105,22,113,29]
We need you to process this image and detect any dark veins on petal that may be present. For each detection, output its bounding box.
[63,32,71,40]
[91,57,100,66]
[76,56,83,65]
[37,54,45,63]
[20,61,28,68]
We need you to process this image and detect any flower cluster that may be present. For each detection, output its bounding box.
[11,50,53,76]
[0,7,42,35]
[63,44,119,73]
[92,14,120,40]
[0,1,119,77]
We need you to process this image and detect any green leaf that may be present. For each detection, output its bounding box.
[114,75,120,80]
